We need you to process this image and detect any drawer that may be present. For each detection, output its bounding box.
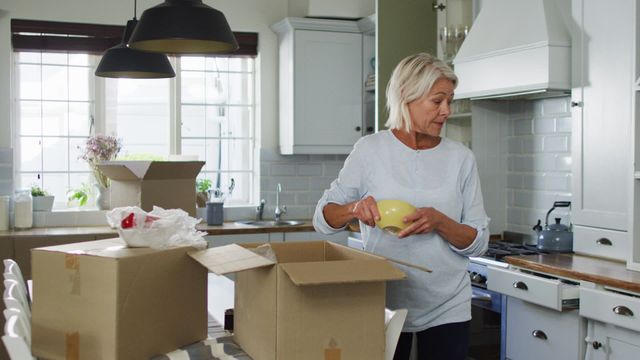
[573,225,628,261]
[487,266,579,311]
[506,298,585,360]
[580,286,640,332]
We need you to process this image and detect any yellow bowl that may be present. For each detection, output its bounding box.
[376,199,416,235]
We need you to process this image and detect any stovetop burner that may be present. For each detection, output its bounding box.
[482,241,549,261]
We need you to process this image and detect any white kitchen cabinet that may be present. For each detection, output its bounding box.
[570,0,633,245]
[505,297,585,360]
[271,18,365,155]
[583,320,640,360]
[629,0,640,271]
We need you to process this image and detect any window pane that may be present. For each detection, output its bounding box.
[19,174,40,192]
[42,65,68,100]
[225,106,253,138]
[69,54,90,66]
[228,72,253,105]
[222,139,252,171]
[205,72,227,104]
[18,64,41,99]
[69,102,92,136]
[69,138,90,172]
[182,138,207,164]
[19,101,42,136]
[206,57,228,71]
[17,52,41,63]
[203,139,221,172]
[42,137,69,172]
[181,105,206,137]
[229,58,251,72]
[181,56,205,71]
[69,67,91,101]
[42,53,67,65]
[42,101,68,136]
[44,173,69,207]
[223,172,251,205]
[20,137,42,172]
[205,106,224,138]
[181,71,205,103]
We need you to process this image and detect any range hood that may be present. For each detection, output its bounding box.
[453,0,571,100]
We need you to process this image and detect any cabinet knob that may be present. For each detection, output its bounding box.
[355,126,361,132]
[596,238,612,246]
[366,126,374,133]
[592,341,602,350]
[513,281,528,291]
[571,101,583,107]
[612,305,634,317]
[432,2,446,11]
[531,330,547,340]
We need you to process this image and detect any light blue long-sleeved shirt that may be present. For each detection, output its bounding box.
[313,130,490,331]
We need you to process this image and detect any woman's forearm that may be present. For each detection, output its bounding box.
[322,202,357,229]
[437,216,478,249]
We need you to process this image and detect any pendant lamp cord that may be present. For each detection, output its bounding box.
[133,0,137,20]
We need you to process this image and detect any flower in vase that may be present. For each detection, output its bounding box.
[79,135,122,188]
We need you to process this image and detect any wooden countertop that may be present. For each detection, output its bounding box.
[0,220,315,238]
[505,254,640,294]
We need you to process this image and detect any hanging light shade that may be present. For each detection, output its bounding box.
[95,19,175,78]
[128,0,239,54]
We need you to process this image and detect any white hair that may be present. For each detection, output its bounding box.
[385,53,458,132]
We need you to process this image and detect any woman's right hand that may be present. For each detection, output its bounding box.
[349,195,380,227]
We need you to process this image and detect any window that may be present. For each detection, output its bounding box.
[12,20,260,209]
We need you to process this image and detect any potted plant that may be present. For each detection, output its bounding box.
[195,178,212,208]
[79,135,122,210]
[66,183,91,209]
[31,184,55,212]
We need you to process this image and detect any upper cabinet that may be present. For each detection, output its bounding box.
[571,0,633,261]
[433,0,475,65]
[272,18,368,155]
[630,2,640,271]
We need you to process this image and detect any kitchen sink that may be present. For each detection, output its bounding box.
[234,220,305,227]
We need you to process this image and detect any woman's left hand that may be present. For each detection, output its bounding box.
[397,207,444,238]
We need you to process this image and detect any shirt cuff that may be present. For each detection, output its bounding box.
[448,220,490,257]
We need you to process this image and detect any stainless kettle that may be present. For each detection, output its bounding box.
[532,201,573,253]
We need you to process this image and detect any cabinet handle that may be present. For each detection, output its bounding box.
[513,281,528,290]
[355,126,361,132]
[366,126,374,132]
[591,341,602,350]
[531,330,547,340]
[612,305,634,317]
[432,2,446,11]
[596,238,612,246]
[571,101,583,107]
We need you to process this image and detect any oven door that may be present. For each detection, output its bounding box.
[470,285,505,360]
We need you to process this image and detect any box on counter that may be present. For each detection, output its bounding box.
[31,238,208,360]
[97,161,205,216]
[189,241,406,360]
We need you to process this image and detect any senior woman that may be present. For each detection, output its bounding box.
[312,53,490,360]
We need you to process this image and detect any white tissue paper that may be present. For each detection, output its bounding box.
[107,206,207,249]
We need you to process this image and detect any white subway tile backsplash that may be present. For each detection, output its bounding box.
[323,163,343,177]
[533,117,556,134]
[534,154,557,171]
[556,116,572,133]
[296,163,323,176]
[309,176,335,190]
[509,156,534,172]
[270,163,297,176]
[542,97,569,115]
[296,191,324,205]
[556,155,572,171]
[507,174,523,189]
[521,136,543,153]
[514,119,533,135]
[543,135,569,152]
[544,174,571,192]
[522,174,545,190]
[508,138,523,154]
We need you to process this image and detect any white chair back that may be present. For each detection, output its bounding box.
[385,308,408,360]
[3,280,30,317]
[2,314,35,360]
[3,259,29,303]
[3,308,31,345]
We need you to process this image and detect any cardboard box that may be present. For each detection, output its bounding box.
[189,241,406,360]
[31,238,208,360]
[97,161,205,216]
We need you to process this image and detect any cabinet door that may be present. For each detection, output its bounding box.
[587,321,640,360]
[505,297,585,360]
[292,30,362,153]
[571,0,633,231]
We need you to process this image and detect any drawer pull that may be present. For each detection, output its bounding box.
[612,305,634,317]
[531,330,547,340]
[513,281,528,290]
[592,341,602,350]
[596,238,612,246]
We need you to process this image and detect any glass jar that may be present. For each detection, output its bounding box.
[14,189,33,229]
[0,195,9,231]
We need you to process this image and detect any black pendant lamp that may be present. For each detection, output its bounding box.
[95,0,175,78]
[128,0,239,54]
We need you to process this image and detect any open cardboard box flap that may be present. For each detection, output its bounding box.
[188,244,276,275]
[279,259,405,286]
[97,161,204,180]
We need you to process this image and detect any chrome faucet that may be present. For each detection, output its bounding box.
[256,199,266,220]
[274,183,287,222]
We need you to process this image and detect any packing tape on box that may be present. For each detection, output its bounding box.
[65,331,80,360]
[324,338,341,360]
[65,254,81,295]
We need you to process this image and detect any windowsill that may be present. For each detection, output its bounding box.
[31,205,259,228]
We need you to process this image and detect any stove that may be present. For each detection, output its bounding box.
[466,237,551,360]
